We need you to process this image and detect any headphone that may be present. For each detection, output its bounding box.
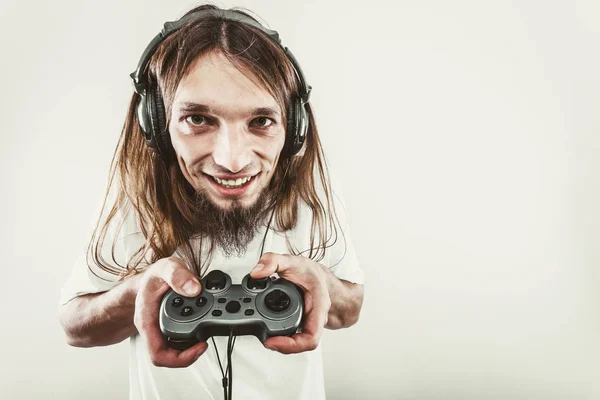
[129,8,312,161]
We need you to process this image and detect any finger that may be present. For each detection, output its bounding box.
[264,296,328,354]
[250,253,310,282]
[265,308,326,354]
[249,252,287,279]
[264,332,321,354]
[146,336,209,368]
[135,290,209,368]
[157,257,202,297]
[136,308,209,367]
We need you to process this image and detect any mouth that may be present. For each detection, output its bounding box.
[204,173,260,197]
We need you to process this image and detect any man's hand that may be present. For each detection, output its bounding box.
[250,252,331,354]
[133,257,209,368]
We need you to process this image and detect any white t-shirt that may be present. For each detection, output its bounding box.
[60,176,364,400]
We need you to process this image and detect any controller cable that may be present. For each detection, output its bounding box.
[211,329,236,400]
[209,160,291,400]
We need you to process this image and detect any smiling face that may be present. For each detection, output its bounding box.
[168,50,286,214]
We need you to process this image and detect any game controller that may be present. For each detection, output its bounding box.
[159,270,304,350]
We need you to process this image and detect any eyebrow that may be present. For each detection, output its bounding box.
[176,102,281,117]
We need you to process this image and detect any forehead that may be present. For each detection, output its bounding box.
[173,51,280,115]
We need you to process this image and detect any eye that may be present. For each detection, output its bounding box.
[185,115,208,126]
[250,117,275,129]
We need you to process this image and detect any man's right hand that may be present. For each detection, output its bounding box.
[133,257,209,368]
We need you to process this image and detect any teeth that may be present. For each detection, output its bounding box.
[213,175,253,188]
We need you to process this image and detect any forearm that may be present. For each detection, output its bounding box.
[58,273,144,347]
[319,265,364,330]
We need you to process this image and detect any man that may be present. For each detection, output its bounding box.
[58,5,364,400]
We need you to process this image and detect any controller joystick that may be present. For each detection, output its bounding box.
[265,289,291,312]
[159,270,304,350]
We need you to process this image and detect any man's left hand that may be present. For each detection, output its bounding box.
[250,252,331,354]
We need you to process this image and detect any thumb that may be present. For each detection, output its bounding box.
[154,257,202,297]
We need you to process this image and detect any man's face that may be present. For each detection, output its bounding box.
[168,51,286,213]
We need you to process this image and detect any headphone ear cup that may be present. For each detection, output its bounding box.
[282,96,307,158]
[136,94,156,149]
[147,84,173,160]
[295,98,308,153]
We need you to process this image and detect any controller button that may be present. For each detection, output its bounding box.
[264,289,291,312]
[212,310,223,317]
[244,309,254,316]
[205,270,227,290]
[172,297,184,307]
[243,297,252,303]
[218,298,226,303]
[181,306,193,316]
[226,300,241,313]
[195,297,207,307]
[246,276,268,290]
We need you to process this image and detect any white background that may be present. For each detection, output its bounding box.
[1,0,599,399]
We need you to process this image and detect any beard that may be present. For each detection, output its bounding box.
[191,185,275,258]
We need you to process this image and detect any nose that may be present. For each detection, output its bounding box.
[212,123,252,173]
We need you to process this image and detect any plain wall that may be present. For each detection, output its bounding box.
[1,0,599,399]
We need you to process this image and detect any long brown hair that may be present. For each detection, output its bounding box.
[88,4,344,280]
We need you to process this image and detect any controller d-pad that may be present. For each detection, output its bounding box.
[205,270,227,290]
[264,289,291,312]
[247,276,268,290]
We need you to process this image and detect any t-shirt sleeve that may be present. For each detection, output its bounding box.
[59,195,147,306]
[320,171,365,285]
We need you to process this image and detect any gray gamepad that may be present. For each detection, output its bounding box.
[159,270,304,350]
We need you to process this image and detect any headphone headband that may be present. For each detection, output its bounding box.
[130,9,311,102]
